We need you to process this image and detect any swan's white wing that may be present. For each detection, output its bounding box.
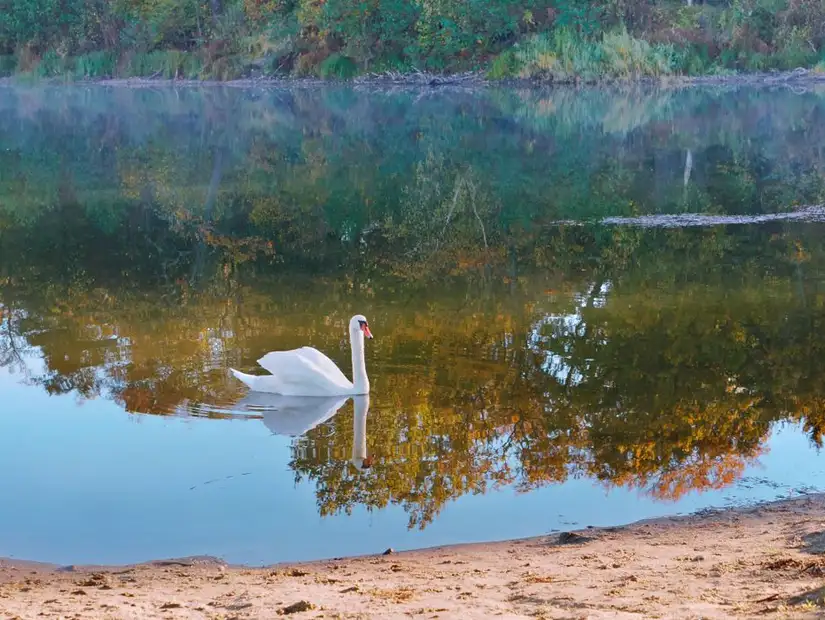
[292,347,351,383]
[256,347,352,395]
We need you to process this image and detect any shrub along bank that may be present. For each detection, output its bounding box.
[1,0,824,81]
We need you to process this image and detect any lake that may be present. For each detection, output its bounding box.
[2,83,825,566]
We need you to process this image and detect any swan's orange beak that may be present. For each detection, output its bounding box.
[361,324,373,339]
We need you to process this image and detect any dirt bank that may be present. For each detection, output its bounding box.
[3,495,825,618]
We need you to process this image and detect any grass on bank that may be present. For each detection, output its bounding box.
[1,32,824,83]
[487,26,825,82]
[6,49,208,80]
[488,28,680,81]
[1,0,825,83]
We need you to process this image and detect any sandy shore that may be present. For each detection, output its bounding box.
[3,495,825,619]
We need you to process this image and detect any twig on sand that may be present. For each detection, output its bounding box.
[754,593,781,603]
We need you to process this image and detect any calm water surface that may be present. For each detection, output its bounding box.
[2,83,825,565]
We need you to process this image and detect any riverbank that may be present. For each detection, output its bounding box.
[3,67,825,91]
[3,0,825,89]
[3,494,825,619]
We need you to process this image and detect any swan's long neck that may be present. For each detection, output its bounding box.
[350,330,369,394]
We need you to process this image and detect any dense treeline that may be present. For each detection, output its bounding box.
[0,0,824,79]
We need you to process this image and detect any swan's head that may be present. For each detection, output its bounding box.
[349,314,373,340]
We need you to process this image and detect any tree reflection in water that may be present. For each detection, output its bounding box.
[2,85,825,529]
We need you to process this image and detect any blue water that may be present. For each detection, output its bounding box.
[2,364,822,566]
[4,84,825,566]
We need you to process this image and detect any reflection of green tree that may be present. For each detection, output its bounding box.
[4,86,825,528]
[4,85,825,248]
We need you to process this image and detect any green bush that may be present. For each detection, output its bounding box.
[415,0,533,69]
[487,49,517,79]
[505,27,676,82]
[678,44,713,76]
[315,0,419,70]
[36,49,68,77]
[133,0,203,49]
[74,51,118,77]
[552,0,604,36]
[0,55,16,76]
[122,50,203,78]
[318,52,357,77]
[2,0,825,81]
[601,29,675,77]
[0,0,80,51]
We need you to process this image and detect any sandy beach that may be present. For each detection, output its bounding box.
[3,495,825,619]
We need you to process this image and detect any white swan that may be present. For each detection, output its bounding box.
[230,315,373,396]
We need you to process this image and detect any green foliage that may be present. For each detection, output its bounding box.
[498,27,676,81]
[318,53,357,78]
[0,55,16,76]
[122,50,204,78]
[601,29,676,76]
[310,0,419,69]
[0,0,80,51]
[1,0,825,81]
[414,0,531,69]
[74,51,118,78]
[487,49,517,79]
[552,0,603,36]
[35,49,67,77]
[120,0,204,49]
[674,44,713,76]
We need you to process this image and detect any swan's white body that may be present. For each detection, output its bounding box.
[230,315,372,396]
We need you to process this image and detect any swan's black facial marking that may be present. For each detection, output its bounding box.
[358,319,373,339]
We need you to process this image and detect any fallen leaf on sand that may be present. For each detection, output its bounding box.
[557,532,593,545]
[279,600,316,614]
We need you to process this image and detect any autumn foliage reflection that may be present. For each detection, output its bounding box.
[4,214,824,527]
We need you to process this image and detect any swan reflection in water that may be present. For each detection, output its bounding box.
[231,392,372,470]
[349,395,373,471]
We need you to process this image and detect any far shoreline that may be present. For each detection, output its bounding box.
[2,493,825,618]
[2,67,825,90]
